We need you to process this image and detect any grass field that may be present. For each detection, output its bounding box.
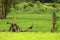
[0,14,60,39]
[0,13,60,32]
[0,32,60,40]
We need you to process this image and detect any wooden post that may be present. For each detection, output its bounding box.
[51,12,56,32]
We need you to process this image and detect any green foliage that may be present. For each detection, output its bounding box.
[5,1,60,14]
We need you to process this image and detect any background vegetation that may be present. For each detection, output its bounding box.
[0,1,60,32]
[0,0,60,40]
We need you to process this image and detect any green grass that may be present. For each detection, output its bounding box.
[0,32,60,40]
[0,13,60,32]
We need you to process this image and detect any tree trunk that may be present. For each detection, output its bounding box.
[0,0,7,19]
[51,12,56,32]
